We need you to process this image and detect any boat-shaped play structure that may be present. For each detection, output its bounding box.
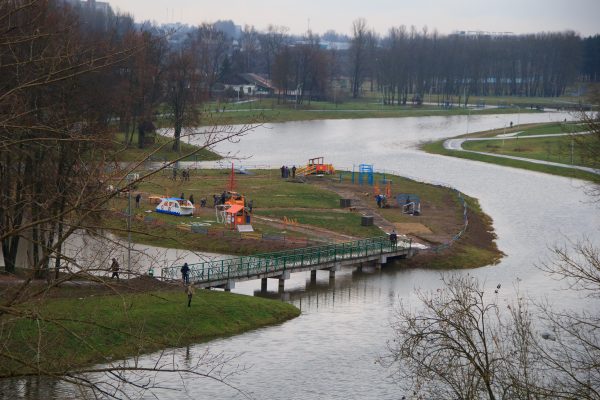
[155,197,195,216]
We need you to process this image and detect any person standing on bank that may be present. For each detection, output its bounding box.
[181,262,190,284]
[110,258,120,281]
[135,193,141,208]
[186,284,194,307]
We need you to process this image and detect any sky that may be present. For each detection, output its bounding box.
[105,0,600,37]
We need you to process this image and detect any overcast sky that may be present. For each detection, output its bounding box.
[105,0,600,37]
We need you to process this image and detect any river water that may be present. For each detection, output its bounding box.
[6,112,600,399]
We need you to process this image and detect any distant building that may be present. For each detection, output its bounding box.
[222,73,276,97]
[63,0,111,13]
[451,30,514,38]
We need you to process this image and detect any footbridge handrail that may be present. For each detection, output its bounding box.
[161,235,411,286]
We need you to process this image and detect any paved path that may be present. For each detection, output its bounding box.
[443,133,600,175]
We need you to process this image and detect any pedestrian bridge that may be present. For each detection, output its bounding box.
[161,236,415,291]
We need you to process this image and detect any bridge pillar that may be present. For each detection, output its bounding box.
[329,262,341,279]
[374,255,387,270]
[278,271,290,292]
[261,278,267,292]
[310,270,317,283]
[224,279,235,292]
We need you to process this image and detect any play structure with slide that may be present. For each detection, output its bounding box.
[296,157,335,176]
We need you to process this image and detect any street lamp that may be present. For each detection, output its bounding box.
[466,106,471,135]
[126,173,136,279]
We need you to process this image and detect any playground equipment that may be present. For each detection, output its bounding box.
[396,194,421,215]
[155,198,195,216]
[297,157,335,176]
[215,191,252,228]
[358,164,374,185]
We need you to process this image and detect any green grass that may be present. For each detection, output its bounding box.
[422,139,599,182]
[113,132,220,162]
[462,135,598,168]
[105,169,484,254]
[2,290,299,377]
[151,98,537,126]
[254,209,383,237]
[516,122,589,136]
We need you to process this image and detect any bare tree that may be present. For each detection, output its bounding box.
[349,18,369,99]
[383,275,508,400]
[0,1,256,397]
[164,46,203,152]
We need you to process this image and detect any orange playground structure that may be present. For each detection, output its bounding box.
[296,157,335,176]
[216,191,251,228]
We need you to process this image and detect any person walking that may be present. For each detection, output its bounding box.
[389,230,398,247]
[292,165,296,178]
[135,193,141,208]
[186,284,194,307]
[110,258,120,281]
[280,165,285,178]
[189,194,194,205]
[181,262,190,284]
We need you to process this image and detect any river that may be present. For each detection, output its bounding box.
[6,111,600,399]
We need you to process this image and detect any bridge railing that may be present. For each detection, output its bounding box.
[162,235,411,285]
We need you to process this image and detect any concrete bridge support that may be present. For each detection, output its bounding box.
[278,271,290,292]
[328,262,341,280]
[224,279,235,292]
[261,278,268,292]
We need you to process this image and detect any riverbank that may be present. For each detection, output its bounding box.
[0,277,299,378]
[422,122,599,182]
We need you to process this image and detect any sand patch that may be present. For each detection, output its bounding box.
[394,222,433,235]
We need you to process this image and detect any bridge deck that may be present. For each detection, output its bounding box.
[162,236,412,289]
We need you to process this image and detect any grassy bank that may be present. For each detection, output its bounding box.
[114,131,221,162]
[462,135,597,168]
[103,168,503,270]
[152,98,537,127]
[403,195,503,269]
[1,287,299,377]
[422,124,599,182]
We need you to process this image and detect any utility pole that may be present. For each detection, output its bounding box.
[126,173,135,279]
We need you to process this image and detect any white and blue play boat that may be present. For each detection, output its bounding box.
[155,198,195,216]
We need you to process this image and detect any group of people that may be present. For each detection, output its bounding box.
[280,165,296,179]
[171,168,191,181]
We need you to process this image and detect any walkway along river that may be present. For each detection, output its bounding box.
[11,112,600,399]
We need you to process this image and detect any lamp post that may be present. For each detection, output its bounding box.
[126,173,135,279]
[466,107,471,135]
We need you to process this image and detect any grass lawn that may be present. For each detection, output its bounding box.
[1,289,299,376]
[113,131,220,162]
[462,135,598,168]
[254,209,383,237]
[152,98,536,127]
[104,169,489,255]
[422,138,599,182]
